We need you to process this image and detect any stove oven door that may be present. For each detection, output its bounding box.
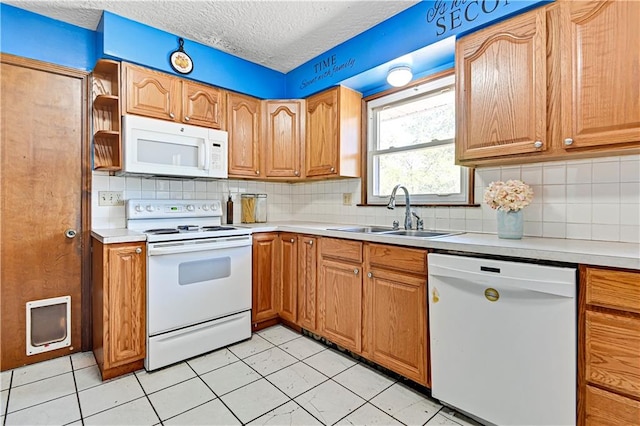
[146,235,252,336]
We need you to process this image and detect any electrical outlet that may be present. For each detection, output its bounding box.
[98,191,124,206]
[342,193,353,205]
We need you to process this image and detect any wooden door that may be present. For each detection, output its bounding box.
[182,81,224,129]
[456,7,547,163]
[298,236,317,331]
[263,100,304,178]
[105,244,146,369]
[123,63,180,121]
[306,89,338,177]
[1,57,88,370]
[363,268,427,384]
[252,233,279,326]
[559,0,640,151]
[279,234,298,323]
[318,258,362,353]
[227,92,261,177]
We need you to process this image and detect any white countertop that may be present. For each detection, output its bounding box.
[93,222,640,270]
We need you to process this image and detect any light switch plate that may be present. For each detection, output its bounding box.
[342,193,353,205]
[99,191,124,206]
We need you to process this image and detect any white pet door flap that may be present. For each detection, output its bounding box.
[26,296,71,355]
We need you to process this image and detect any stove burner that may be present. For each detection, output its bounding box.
[202,226,237,231]
[177,225,199,231]
[144,228,180,235]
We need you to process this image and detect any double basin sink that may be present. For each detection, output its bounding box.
[329,226,462,239]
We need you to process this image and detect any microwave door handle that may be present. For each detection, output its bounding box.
[201,140,210,171]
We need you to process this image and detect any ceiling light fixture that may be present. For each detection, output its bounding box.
[386,65,413,87]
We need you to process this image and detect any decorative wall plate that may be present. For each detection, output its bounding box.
[170,38,193,74]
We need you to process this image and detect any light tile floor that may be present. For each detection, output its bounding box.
[0,325,479,426]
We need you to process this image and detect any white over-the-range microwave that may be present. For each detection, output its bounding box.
[119,114,228,179]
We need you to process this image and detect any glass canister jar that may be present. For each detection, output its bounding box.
[255,194,267,223]
[241,194,256,223]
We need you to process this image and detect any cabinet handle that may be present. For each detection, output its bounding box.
[307,240,313,245]
[290,238,295,243]
[564,138,574,146]
[184,116,190,121]
[533,141,543,149]
[169,112,175,119]
[367,272,373,278]
[294,170,299,176]
[330,167,335,173]
[256,170,260,175]
[135,247,142,254]
[354,268,359,275]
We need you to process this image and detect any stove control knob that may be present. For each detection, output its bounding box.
[146,205,154,212]
[210,204,219,212]
[186,204,195,212]
[202,205,210,211]
[135,205,144,212]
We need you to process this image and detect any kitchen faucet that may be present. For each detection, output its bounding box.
[387,184,413,229]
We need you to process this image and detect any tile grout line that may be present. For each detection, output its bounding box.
[132,370,164,425]
[184,358,245,426]
[2,370,13,426]
[70,355,86,426]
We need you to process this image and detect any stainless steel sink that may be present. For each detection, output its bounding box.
[384,230,463,238]
[329,226,463,239]
[329,226,395,233]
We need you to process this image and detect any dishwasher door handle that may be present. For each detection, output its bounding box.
[428,264,575,298]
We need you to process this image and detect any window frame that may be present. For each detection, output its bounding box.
[361,69,475,207]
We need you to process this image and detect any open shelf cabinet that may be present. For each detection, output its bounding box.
[92,60,122,170]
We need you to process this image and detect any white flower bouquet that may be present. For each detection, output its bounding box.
[483,180,533,212]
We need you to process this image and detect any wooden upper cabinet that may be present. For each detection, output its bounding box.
[456,7,547,163]
[263,100,304,179]
[559,0,640,151]
[181,80,224,129]
[227,92,261,178]
[123,63,223,128]
[123,63,180,122]
[305,86,361,178]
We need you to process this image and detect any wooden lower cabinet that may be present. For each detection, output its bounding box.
[297,236,318,331]
[580,266,640,425]
[279,234,298,323]
[318,238,363,353]
[363,244,428,385]
[252,233,280,329]
[92,239,146,380]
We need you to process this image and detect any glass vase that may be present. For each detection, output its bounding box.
[496,209,524,239]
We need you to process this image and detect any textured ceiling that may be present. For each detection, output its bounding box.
[6,1,419,72]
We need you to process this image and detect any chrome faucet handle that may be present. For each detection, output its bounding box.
[392,220,400,230]
[411,211,423,230]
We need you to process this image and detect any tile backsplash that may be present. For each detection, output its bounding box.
[92,155,640,244]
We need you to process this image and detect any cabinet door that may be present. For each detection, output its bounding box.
[318,258,362,353]
[585,385,640,426]
[559,0,640,151]
[306,89,338,177]
[279,234,298,323]
[298,236,317,331]
[182,81,224,129]
[227,92,261,177]
[363,268,427,385]
[252,233,280,324]
[105,243,146,369]
[123,63,180,121]
[263,100,304,179]
[456,8,547,163]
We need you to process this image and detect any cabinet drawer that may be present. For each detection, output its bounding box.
[366,244,426,275]
[320,238,362,263]
[585,267,640,314]
[585,385,640,426]
[585,310,640,398]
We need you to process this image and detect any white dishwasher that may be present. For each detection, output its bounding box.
[428,253,576,426]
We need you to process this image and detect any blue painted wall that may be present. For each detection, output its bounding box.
[1,0,550,99]
[286,0,550,98]
[0,3,96,71]
[98,12,286,99]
